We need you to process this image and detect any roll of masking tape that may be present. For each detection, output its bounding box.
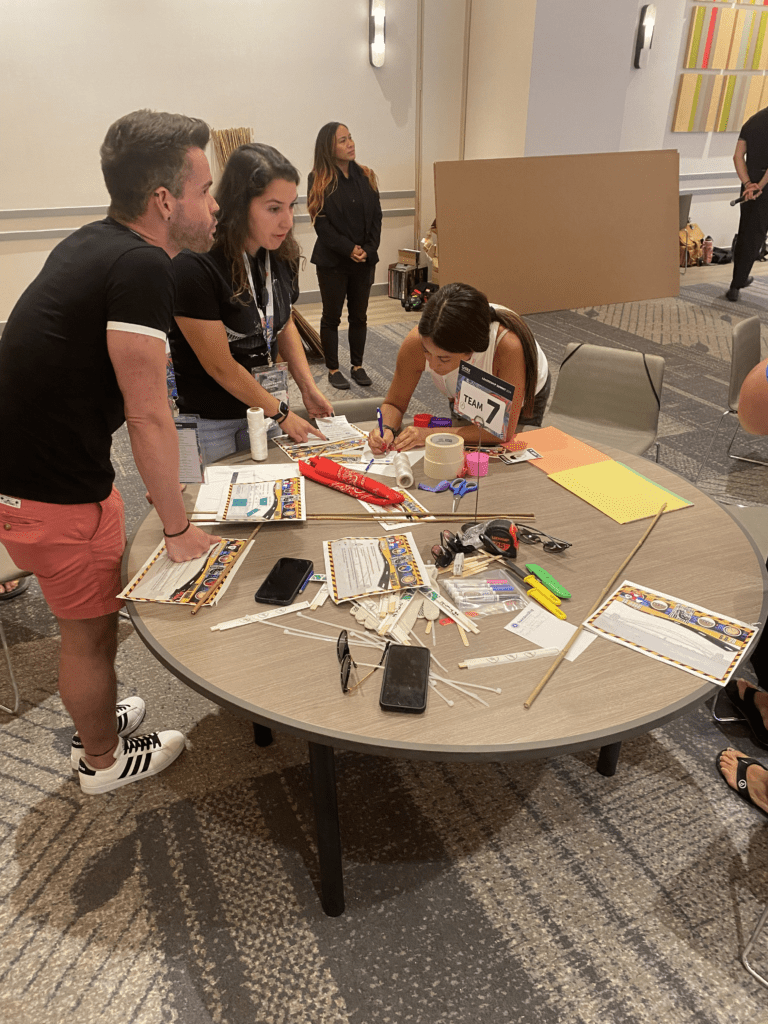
[424,433,464,479]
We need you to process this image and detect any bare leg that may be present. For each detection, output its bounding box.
[735,678,768,728]
[57,613,120,769]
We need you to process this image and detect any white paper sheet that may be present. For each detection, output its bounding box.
[504,603,596,661]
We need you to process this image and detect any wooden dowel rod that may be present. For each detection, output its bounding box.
[190,522,264,616]
[523,503,668,710]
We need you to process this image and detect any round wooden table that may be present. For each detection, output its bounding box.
[123,442,767,915]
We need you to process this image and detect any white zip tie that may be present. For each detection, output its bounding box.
[429,681,454,707]
[431,672,501,695]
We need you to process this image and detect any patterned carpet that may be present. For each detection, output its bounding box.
[3,279,768,1024]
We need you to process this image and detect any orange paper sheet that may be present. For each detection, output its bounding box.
[548,460,693,524]
[517,426,611,475]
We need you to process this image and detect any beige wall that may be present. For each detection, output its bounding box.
[0,0,418,319]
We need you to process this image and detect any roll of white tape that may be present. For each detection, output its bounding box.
[424,433,464,479]
[392,452,414,488]
[247,407,268,461]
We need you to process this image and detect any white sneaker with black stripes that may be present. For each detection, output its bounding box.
[70,696,146,769]
[77,731,185,794]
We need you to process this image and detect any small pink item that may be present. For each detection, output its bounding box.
[413,413,432,427]
[466,452,489,477]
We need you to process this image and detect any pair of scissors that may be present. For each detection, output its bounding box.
[449,477,477,512]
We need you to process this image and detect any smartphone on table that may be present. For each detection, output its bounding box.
[254,557,313,606]
[379,644,430,714]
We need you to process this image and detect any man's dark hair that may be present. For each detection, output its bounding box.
[100,109,210,222]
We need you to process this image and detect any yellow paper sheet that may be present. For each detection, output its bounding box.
[548,460,692,524]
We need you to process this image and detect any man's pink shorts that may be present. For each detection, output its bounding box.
[0,488,126,619]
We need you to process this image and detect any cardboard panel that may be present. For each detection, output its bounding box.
[434,151,679,315]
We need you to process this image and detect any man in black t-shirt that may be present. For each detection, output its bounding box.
[0,110,220,794]
[727,107,768,301]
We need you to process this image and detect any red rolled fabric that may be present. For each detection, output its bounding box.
[298,461,397,506]
[307,456,403,504]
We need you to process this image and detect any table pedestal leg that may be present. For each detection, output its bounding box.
[308,741,345,917]
[252,723,273,747]
[597,741,622,777]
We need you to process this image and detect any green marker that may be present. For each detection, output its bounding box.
[524,564,571,600]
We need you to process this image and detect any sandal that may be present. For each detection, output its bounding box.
[716,748,768,818]
[0,577,29,602]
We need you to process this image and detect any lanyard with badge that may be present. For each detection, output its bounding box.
[243,251,289,406]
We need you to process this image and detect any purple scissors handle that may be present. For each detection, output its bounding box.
[417,480,450,493]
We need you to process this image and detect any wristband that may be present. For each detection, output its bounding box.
[382,424,400,438]
[163,519,191,538]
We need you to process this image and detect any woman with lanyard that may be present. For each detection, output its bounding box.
[169,143,333,465]
[307,122,382,391]
[366,282,550,453]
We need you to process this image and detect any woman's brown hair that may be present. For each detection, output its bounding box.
[307,122,378,222]
[213,143,301,303]
[418,282,539,416]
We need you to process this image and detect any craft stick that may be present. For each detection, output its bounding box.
[523,503,668,709]
[425,620,433,635]
[191,523,263,616]
[456,623,469,647]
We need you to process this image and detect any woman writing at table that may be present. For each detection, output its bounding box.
[169,144,333,465]
[367,282,550,454]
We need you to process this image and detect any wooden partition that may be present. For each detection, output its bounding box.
[434,150,679,314]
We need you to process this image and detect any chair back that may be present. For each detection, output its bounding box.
[291,396,413,428]
[729,316,762,413]
[543,342,665,455]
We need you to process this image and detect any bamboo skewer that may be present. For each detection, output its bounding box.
[189,512,536,524]
[190,523,264,616]
[523,503,668,709]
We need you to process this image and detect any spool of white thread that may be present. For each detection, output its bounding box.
[392,452,414,488]
[247,407,268,461]
[424,433,464,479]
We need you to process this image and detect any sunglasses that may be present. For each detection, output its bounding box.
[337,631,390,694]
[514,525,572,553]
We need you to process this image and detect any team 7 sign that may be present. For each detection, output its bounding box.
[455,361,516,440]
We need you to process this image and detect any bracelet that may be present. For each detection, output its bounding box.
[163,519,191,538]
[382,423,400,438]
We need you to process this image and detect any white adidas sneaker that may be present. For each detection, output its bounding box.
[70,696,146,769]
[77,731,185,794]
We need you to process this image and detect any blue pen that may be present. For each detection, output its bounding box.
[365,457,375,472]
[376,407,384,438]
[299,576,311,593]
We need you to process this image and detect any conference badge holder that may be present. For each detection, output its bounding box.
[455,361,515,441]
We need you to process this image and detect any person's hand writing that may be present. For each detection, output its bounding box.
[165,524,221,563]
[367,425,395,454]
[280,410,326,443]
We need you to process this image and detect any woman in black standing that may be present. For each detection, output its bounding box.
[307,122,382,390]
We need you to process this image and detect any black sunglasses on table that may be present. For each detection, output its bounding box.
[337,631,390,694]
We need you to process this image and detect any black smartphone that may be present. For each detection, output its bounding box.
[254,557,313,605]
[379,644,430,714]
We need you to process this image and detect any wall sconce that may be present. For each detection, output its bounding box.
[634,4,656,69]
[369,0,385,68]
